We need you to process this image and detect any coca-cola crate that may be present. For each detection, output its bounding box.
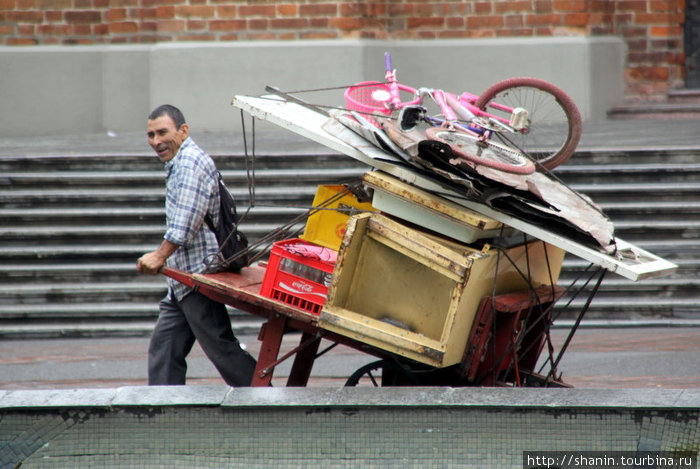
[260,238,336,315]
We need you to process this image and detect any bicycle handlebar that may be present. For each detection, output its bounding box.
[380,52,483,124]
[384,52,393,74]
[384,52,402,110]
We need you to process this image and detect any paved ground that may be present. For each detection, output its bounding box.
[1,327,699,390]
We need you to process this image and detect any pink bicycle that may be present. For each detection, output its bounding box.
[344,53,583,173]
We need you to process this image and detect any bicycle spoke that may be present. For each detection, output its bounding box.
[426,128,535,174]
[475,78,582,170]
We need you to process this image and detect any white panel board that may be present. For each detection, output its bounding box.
[232,95,678,281]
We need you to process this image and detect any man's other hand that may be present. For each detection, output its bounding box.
[137,251,166,275]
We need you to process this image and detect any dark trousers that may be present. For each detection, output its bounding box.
[148,290,257,387]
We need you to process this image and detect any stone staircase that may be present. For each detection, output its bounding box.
[607,89,700,119]
[1,146,698,338]
[551,148,700,321]
[0,151,365,338]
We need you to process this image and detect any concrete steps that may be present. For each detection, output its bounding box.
[607,89,700,119]
[549,154,700,319]
[1,145,698,337]
[0,150,363,337]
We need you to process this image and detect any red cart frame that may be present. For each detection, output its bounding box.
[162,265,568,388]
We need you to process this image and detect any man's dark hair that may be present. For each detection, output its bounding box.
[148,104,186,129]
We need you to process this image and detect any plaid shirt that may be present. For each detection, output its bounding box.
[163,137,220,301]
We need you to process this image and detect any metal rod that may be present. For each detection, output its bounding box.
[259,333,321,378]
[548,268,607,380]
[264,85,330,117]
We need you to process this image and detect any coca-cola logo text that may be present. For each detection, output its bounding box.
[292,280,314,293]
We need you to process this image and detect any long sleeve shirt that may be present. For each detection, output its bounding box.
[163,137,220,301]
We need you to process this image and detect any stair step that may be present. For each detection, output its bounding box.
[0,222,306,243]
[4,204,699,230]
[0,282,167,306]
[0,320,160,339]
[607,102,700,120]
[593,239,699,257]
[556,162,700,172]
[560,275,700,288]
[561,256,699,273]
[555,163,700,179]
[0,301,259,320]
[554,163,700,184]
[1,145,698,337]
[0,186,320,208]
[0,262,155,282]
[0,267,154,283]
[0,302,161,319]
[0,206,308,229]
[599,201,700,215]
[570,150,700,168]
[605,221,700,240]
[0,152,360,172]
[2,167,366,188]
[0,318,264,340]
[555,296,699,318]
[1,220,695,245]
[667,89,700,103]
[570,181,699,194]
[557,283,698,301]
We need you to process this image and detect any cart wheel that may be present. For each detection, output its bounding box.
[344,359,421,387]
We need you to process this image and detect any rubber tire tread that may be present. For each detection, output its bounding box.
[425,127,536,175]
[474,77,583,170]
[344,359,420,387]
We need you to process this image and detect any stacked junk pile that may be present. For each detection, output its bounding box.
[168,55,677,387]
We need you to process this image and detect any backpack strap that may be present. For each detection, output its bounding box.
[203,171,223,234]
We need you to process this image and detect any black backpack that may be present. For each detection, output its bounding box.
[204,172,249,273]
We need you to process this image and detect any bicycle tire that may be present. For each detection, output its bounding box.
[344,359,421,387]
[425,127,536,175]
[474,77,582,170]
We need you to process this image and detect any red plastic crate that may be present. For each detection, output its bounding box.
[260,238,336,315]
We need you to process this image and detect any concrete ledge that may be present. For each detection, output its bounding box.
[1,387,698,468]
[0,37,625,137]
[1,386,699,410]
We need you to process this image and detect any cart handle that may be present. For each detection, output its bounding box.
[160,266,196,288]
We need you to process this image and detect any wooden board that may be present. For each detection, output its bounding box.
[163,266,320,326]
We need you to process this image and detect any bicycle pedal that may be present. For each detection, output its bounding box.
[509,107,529,130]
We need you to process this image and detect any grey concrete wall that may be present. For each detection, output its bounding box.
[0,37,625,137]
[1,387,698,468]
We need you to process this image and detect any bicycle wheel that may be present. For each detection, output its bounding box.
[425,127,535,175]
[344,359,420,387]
[474,77,582,170]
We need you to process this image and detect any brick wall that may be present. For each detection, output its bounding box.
[611,0,686,98]
[0,0,687,100]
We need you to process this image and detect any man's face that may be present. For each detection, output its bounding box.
[147,114,189,163]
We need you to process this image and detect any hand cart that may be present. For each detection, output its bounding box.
[156,90,677,388]
[162,260,569,388]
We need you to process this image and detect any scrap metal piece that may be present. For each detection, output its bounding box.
[451,157,615,249]
[381,115,426,157]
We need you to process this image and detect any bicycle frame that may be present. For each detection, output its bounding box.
[348,52,583,171]
[457,91,514,120]
[381,52,518,138]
